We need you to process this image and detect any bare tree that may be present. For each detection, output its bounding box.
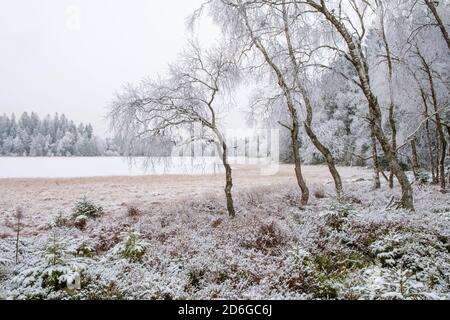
[280,2,344,199]
[240,3,311,205]
[375,0,398,189]
[415,47,448,191]
[14,207,24,264]
[205,0,344,203]
[423,0,450,52]
[297,0,415,210]
[214,0,413,208]
[109,41,239,217]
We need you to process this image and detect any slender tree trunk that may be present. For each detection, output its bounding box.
[424,0,450,52]
[379,2,398,189]
[371,123,381,189]
[303,123,343,199]
[435,127,441,183]
[291,122,310,206]
[388,103,397,189]
[420,87,438,183]
[281,3,342,199]
[296,80,343,198]
[418,50,447,191]
[447,126,450,184]
[447,126,450,156]
[221,141,235,217]
[411,139,420,179]
[15,219,20,264]
[306,1,414,210]
[242,8,310,205]
[214,129,235,217]
[303,98,343,198]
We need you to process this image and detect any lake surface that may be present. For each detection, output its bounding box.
[0,157,266,178]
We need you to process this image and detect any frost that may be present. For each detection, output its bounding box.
[1,181,449,300]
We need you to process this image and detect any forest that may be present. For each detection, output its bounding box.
[0,113,110,157]
[0,113,170,157]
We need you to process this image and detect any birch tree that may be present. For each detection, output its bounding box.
[203,0,344,203]
[109,41,239,217]
[292,0,415,210]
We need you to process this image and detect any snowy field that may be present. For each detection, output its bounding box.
[0,157,268,178]
[0,165,449,300]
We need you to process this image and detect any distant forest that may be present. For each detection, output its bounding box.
[0,112,121,157]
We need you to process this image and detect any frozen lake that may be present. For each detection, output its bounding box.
[0,157,267,178]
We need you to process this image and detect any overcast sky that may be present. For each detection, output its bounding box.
[0,0,247,136]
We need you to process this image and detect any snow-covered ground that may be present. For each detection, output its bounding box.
[0,156,282,178]
[0,164,369,236]
[0,165,449,300]
[0,157,230,178]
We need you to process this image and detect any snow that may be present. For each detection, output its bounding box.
[0,157,218,178]
[0,156,277,179]
[0,172,449,300]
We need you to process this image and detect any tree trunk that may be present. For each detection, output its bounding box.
[420,87,438,183]
[213,129,236,218]
[281,3,341,199]
[297,74,343,199]
[411,139,420,179]
[371,123,381,189]
[447,126,450,184]
[291,123,310,206]
[221,141,235,217]
[304,123,343,199]
[424,0,450,52]
[306,1,414,210]
[242,8,310,206]
[418,50,447,191]
[379,2,397,189]
[388,103,397,189]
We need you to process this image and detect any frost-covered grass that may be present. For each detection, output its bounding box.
[0,180,449,300]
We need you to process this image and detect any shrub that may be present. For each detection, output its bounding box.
[11,235,87,296]
[242,222,284,254]
[126,205,142,217]
[72,197,104,220]
[115,229,147,263]
[74,215,88,230]
[73,241,96,258]
[324,203,354,230]
[54,212,70,228]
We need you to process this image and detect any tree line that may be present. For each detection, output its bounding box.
[0,112,167,157]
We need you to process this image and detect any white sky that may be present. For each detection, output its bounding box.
[0,0,247,136]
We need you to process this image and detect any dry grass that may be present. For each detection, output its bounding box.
[0,164,371,236]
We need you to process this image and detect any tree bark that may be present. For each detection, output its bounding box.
[424,0,450,52]
[378,2,398,189]
[411,139,420,179]
[419,86,438,183]
[281,3,342,199]
[241,8,310,205]
[447,126,450,184]
[417,50,447,191]
[213,128,235,217]
[306,1,414,210]
[371,122,381,189]
[303,97,343,198]
[220,138,236,217]
[291,122,310,206]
